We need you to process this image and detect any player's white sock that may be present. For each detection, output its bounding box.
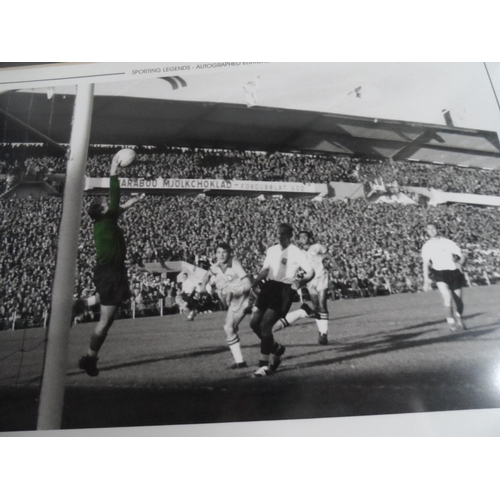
[316,312,329,335]
[87,349,98,358]
[446,317,455,325]
[227,334,244,363]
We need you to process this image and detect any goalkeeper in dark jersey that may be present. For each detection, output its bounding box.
[78,153,145,377]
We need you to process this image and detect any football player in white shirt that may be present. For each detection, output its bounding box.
[422,223,467,331]
[176,272,201,321]
[200,243,252,369]
[273,230,343,345]
[250,223,315,377]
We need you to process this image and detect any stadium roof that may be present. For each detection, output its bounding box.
[1,91,500,169]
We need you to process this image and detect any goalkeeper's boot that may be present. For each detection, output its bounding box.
[78,355,99,377]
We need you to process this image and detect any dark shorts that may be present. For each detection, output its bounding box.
[255,280,296,318]
[430,269,466,291]
[93,264,131,306]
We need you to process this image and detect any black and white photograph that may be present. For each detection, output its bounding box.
[2,61,500,435]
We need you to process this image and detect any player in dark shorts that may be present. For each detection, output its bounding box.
[422,223,467,332]
[250,223,315,377]
[78,152,145,376]
[429,269,467,290]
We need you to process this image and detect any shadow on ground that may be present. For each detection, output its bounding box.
[2,360,500,432]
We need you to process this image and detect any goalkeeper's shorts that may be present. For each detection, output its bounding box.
[93,264,131,306]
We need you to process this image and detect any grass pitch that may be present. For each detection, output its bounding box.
[1,285,500,432]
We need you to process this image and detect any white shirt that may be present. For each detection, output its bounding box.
[421,237,462,271]
[181,277,198,294]
[306,243,328,278]
[208,258,247,294]
[263,244,312,284]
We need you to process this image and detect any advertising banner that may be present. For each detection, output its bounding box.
[84,176,328,197]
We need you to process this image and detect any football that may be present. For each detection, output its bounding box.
[113,148,137,167]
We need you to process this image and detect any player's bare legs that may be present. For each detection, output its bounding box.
[89,304,118,354]
[254,309,285,375]
[435,282,458,331]
[451,288,465,329]
[452,288,464,315]
[249,308,264,339]
[224,307,247,367]
[311,289,329,344]
[252,308,285,374]
[79,304,118,376]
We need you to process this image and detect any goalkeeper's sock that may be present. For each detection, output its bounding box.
[227,334,244,364]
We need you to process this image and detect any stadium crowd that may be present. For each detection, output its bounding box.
[0,196,61,329]
[2,187,500,329]
[2,145,500,195]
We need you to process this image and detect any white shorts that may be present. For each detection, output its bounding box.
[227,292,249,311]
[306,273,329,295]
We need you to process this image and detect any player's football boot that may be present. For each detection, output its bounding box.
[318,333,328,345]
[78,355,99,377]
[300,303,316,318]
[455,317,467,331]
[253,365,272,377]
